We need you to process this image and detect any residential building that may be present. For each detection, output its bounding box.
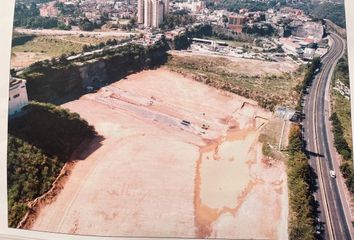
[138,0,144,24]
[144,0,152,27]
[9,78,28,116]
[228,14,247,33]
[140,0,169,28]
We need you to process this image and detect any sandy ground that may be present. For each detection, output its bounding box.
[14,28,137,38]
[10,52,49,69]
[30,68,288,239]
[169,50,298,76]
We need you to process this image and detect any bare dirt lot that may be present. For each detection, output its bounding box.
[30,68,288,239]
[10,52,49,69]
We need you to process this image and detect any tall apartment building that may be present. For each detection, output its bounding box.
[138,0,168,28]
[138,0,144,24]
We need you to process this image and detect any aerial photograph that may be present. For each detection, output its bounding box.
[6,0,352,239]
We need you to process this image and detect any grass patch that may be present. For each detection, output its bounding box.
[12,36,83,58]
[166,54,304,110]
[63,35,127,45]
[204,36,253,48]
[332,91,352,149]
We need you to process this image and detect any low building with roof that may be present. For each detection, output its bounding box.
[9,77,28,116]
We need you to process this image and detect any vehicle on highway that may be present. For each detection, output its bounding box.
[329,170,336,178]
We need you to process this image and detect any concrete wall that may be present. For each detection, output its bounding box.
[9,80,28,116]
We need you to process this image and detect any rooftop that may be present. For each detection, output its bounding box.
[10,77,26,88]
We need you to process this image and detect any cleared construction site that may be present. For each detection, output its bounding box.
[29,68,288,239]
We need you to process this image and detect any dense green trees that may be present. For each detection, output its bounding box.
[13,2,70,29]
[206,0,277,12]
[9,102,96,161]
[161,10,196,30]
[295,57,321,111]
[287,125,316,240]
[331,111,354,195]
[330,112,352,161]
[8,136,63,228]
[310,2,346,28]
[15,16,60,29]
[172,33,190,50]
[242,23,275,36]
[8,102,96,227]
[12,34,35,47]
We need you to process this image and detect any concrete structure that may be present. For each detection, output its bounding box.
[303,47,316,60]
[39,2,59,17]
[138,0,144,24]
[144,0,152,27]
[163,0,169,16]
[9,77,28,116]
[152,0,164,28]
[228,14,247,33]
[140,0,169,28]
[175,0,205,13]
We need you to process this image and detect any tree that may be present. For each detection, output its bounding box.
[50,57,57,65]
[82,44,89,52]
[59,54,68,65]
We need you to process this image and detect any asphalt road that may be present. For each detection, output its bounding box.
[303,32,352,240]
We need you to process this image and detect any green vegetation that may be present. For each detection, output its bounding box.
[8,102,96,227]
[166,54,304,110]
[333,54,350,87]
[19,41,169,102]
[13,2,69,29]
[161,10,196,30]
[12,36,83,58]
[242,23,275,36]
[294,57,321,111]
[9,102,96,160]
[206,0,345,28]
[340,161,354,194]
[261,141,276,159]
[332,91,352,149]
[7,136,63,228]
[206,0,277,12]
[281,1,345,28]
[330,112,352,161]
[310,2,346,28]
[330,54,354,195]
[11,32,35,47]
[287,125,316,240]
[78,18,102,31]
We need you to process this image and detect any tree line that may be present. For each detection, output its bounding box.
[8,102,97,228]
[13,2,71,30]
[287,125,317,240]
[294,57,321,111]
[19,40,169,103]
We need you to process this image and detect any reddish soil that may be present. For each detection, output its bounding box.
[29,68,288,239]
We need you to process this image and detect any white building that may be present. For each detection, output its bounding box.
[9,77,28,116]
[139,0,169,28]
[138,0,144,23]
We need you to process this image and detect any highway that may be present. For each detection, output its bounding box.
[302,32,352,240]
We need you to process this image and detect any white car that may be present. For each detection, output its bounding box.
[329,170,336,178]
